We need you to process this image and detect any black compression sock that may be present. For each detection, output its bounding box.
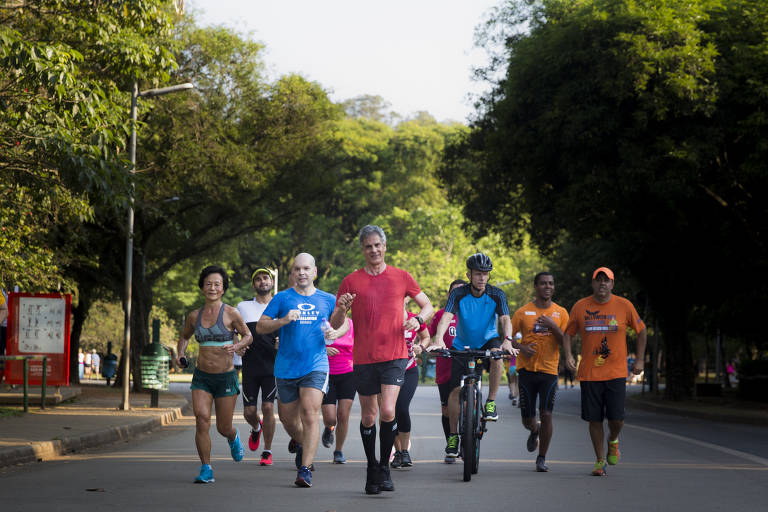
[360,422,377,467]
[379,419,398,466]
[441,415,451,442]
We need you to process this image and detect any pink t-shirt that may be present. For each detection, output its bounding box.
[404,312,428,370]
[428,309,457,385]
[337,266,421,364]
[328,319,354,375]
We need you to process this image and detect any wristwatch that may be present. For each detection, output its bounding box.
[416,315,425,326]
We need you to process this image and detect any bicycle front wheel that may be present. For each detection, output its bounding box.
[472,385,482,474]
[462,382,475,482]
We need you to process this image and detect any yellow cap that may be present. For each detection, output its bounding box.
[251,267,274,281]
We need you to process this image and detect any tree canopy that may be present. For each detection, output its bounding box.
[0,2,560,391]
[0,0,178,290]
[443,0,768,399]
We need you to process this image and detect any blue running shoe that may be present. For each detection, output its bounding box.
[229,430,244,462]
[194,464,214,483]
[295,465,312,487]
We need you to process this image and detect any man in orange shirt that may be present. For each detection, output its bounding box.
[564,267,646,476]
[511,272,569,472]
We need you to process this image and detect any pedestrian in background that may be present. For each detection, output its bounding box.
[91,350,100,380]
[78,349,85,380]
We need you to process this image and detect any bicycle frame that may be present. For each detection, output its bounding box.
[436,348,506,481]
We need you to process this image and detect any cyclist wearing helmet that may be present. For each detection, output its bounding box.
[428,253,515,460]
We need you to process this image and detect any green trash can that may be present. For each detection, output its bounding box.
[141,343,170,392]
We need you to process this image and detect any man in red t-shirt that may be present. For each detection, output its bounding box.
[330,225,433,495]
[563,267,646,476]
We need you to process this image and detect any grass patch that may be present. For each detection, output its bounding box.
[0,407,22,418]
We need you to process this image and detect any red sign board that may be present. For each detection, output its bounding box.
[4,292,71,386]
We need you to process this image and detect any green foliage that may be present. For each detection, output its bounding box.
[448,0,768,399]
[195,117,548,313]
[67,21,346,386]
[80,299,184,354]
[0,407,21,418]
[341,94,402,125]
[2,5,552,388]
[0,0,178,290]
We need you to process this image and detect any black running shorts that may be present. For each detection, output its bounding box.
[518,369,558,418]
[353,359,408,396]
[580,378,626,422]
[323,371,357,405]
[242,373,276,407]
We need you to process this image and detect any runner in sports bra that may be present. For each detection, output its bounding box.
[195,303,236,346]
[176,265,252,484]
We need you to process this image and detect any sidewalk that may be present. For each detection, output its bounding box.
[626,389,768,425]
[0,383,190,469]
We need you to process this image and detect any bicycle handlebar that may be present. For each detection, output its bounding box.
[430,348,510,360]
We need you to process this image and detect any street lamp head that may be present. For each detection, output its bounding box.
[139,83,195,98]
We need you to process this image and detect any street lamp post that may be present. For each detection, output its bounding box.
[122,81,194,410]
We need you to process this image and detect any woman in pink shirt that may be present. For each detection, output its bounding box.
[321,318,355,464]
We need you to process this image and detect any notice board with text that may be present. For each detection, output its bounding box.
[4,292,71,386]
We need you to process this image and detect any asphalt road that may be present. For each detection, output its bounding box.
[1,382,766,511]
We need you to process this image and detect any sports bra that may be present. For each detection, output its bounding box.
[195,304,235,347]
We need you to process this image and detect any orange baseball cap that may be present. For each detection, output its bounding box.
[592,267,614,280]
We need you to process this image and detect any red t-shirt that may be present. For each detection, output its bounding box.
[428,308,457,385]
[404,312,428,370]
[337,266,422,364]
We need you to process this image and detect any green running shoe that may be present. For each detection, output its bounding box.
[445,434,459,458]
[607,440,620,465]
[592,459,607,476]
[484,400,499,421]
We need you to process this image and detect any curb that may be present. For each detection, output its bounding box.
[627,396,768,426]
[0,402,193,469]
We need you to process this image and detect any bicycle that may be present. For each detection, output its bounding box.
[433,348,508,482]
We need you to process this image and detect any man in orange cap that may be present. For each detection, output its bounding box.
[563,267,646,476]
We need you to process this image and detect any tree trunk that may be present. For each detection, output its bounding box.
[69,292,94,385]
[660,307,695,400]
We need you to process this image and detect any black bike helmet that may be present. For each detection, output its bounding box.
[466,252,493,272]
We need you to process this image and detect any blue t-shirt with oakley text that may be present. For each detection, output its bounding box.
[446,284,510,350]
[263,287,334,379]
